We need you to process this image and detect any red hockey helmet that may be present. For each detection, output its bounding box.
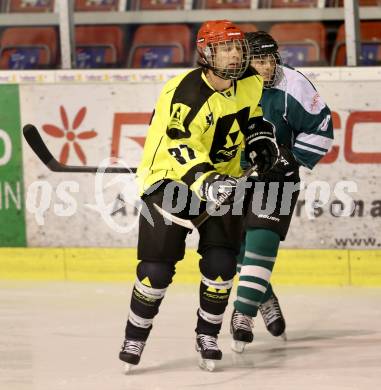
[197,20,249,80]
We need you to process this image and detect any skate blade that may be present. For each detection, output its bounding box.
[198,357,216,372]
[124,363,134,374]
[280,332,287,341]
[231,340,246,353]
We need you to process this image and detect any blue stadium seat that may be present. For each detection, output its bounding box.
[0,27,58,69]
[74,0,119,11]
[128,24,192,68]
[270,22,327,66]
[6,0,54,12]
[332,22,381,66]
[75,26,124,68]
[131,0,185,10]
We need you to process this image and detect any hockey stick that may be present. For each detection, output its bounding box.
[153,166,258,230]
[22,124,137,174]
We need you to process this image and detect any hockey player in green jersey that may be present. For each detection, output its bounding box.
[119,21,279,372]
[230,31,334,352]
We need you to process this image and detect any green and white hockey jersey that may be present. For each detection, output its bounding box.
[261,65,333,169]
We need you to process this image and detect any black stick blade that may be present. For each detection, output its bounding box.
[22,123,137,174]
[23,124,56,166]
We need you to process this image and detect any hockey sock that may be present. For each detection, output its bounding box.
[236,241,246,274]
[261,281,274,303]
[196,247,236,336]
[126,261,175,340]
[234,228,280,317]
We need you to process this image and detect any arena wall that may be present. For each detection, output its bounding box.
[0,67,380,284]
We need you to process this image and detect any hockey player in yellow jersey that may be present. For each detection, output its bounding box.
[119,20,279,372]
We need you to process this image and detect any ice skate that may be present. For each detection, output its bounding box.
[259,292,287,340]
[230,309,254,353]
[119,339,146,373]
[195,334,222,372]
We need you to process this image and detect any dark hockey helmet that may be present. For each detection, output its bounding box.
[245,31,283,88]
[196,20,250,80]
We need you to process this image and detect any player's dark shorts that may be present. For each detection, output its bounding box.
[138,180,244,262]
[244,171,300,240]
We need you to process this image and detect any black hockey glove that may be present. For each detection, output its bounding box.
[245,119,279,174]
[258,145,300,182]
[199,172,240,205]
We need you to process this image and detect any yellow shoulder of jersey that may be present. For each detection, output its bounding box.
[241,66,264,89]
[237,67,264,115]
[160,69,196,94]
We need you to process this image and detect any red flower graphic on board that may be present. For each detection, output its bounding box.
[42,106,97,165]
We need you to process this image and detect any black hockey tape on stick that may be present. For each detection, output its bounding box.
[22,124,137,174]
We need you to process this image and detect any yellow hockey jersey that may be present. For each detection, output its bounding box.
[137,67,264,197]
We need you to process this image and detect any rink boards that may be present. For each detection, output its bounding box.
[0,248,380,286]
[0,67,380,285]
[0,68,381,250]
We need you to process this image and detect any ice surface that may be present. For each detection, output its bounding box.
[0,282,380,390]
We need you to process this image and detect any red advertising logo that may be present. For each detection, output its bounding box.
[110,112,150,161]
[42,108,381,166]
[111,110,381,165]
[42,106,98,164]
[320,111,381,164]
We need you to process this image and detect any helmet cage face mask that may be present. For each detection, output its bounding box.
[202,39,250,80]
[250,51,283,88]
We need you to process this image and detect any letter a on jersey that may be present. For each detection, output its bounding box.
[167,103,191,139]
